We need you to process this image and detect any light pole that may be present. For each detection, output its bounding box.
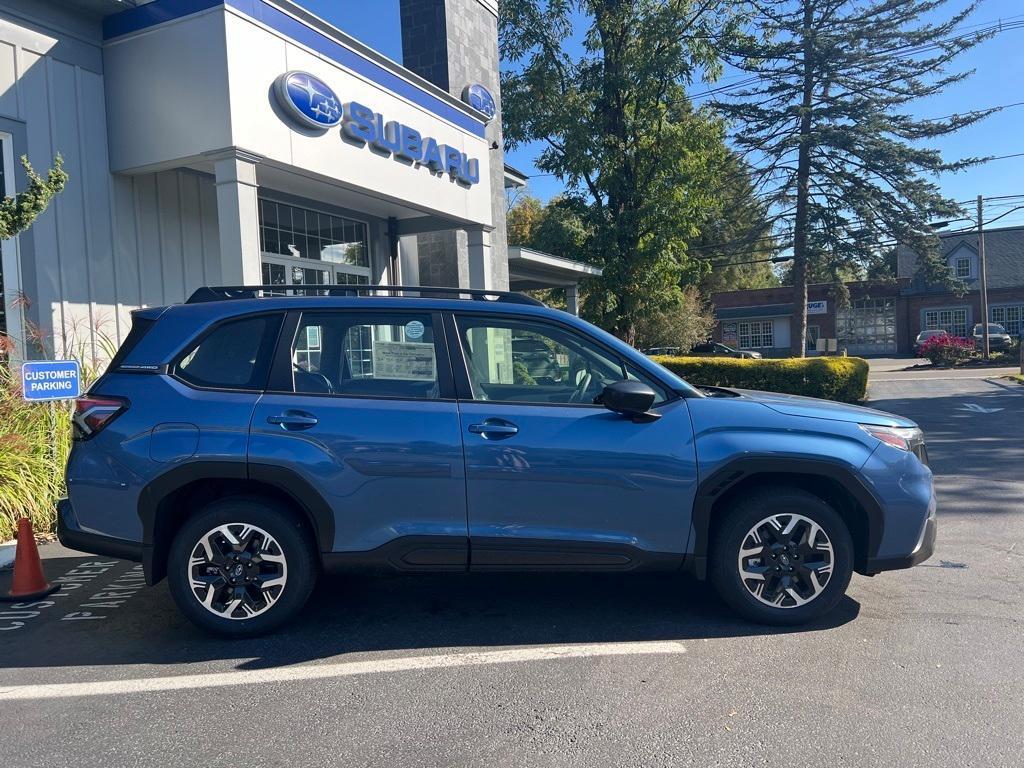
[977,195,990,360]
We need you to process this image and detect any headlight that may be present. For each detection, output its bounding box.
[859,424,923,451]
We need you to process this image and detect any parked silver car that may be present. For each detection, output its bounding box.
[972,323,1012,351]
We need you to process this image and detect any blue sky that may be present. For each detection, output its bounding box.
[308,0,1024,225]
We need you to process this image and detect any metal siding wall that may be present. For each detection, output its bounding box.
[19,48,63,358]
[0,7,223,359]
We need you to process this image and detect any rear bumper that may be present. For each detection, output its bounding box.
[56,497,143,562]
[864,508,936,574]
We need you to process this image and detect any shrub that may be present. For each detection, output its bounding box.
[0,329,111,540]
[0,363,74,541]
[652,355,869,403]
[918,335,974,367]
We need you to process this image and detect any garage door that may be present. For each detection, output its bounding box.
[837,298,897,355]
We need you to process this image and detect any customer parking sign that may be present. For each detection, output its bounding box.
[21,360,81,402]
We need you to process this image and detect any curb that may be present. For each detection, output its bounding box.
[0,539,15,571]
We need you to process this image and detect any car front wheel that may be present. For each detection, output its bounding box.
[709,487,853,625]
[167,496,318,637]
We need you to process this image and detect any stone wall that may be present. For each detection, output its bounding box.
[400,0,509,289]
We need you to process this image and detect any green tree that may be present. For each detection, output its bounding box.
[632,286,715,351]
[506,193,545,245]
[694,152,781,295]
[0,155,68,240]
[717,0,993,355]
[501,0,742,345]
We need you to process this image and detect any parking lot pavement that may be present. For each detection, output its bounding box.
[1,373,1022,768]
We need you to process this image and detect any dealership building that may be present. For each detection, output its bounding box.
[0,0,595,360]
[713,225,1024,356]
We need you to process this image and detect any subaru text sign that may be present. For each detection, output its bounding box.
[22,360,81,402]
[273,71,481,187]
[274,71,343,129]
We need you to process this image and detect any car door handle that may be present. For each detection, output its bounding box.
[267,411,318,430]
[468,419,519,439]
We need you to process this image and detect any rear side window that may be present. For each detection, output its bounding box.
[109,316,156,371]
[291,311,442,399]
[175,314,282,391]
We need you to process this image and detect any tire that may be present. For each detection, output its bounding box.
[167,496,318,637]
[708,486,854,626]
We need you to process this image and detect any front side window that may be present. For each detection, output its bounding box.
[455,316,667,406]
[176,314,282,390]
[291,312,441,399]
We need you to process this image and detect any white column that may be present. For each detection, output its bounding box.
[466,228,493,289]
[566,283,580,316]
[209,149,263,285]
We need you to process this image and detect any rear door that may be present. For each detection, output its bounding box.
[248,309,468,568]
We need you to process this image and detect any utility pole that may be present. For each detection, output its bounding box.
[977,195,990,360]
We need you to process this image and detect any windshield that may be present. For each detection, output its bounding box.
[974,324,1006,334]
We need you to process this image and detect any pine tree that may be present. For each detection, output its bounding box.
[717,0,994,356]
[0,155,67,240]
[694,151,782,295]
[501,0,744,344]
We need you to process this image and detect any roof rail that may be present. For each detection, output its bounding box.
[185,284,546,307]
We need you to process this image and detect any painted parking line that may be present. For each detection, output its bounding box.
[0,641,687,701]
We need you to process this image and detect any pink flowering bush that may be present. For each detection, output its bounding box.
[918,335,975,366]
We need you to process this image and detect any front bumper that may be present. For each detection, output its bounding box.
[864,505,936,573]
[56,497,143,562]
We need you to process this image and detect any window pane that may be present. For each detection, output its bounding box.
[292,312,439,399]
[176,315,280,390]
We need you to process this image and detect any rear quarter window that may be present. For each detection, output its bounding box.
[174,314,282,391]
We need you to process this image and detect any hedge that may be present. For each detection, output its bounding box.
[651,355,869,403]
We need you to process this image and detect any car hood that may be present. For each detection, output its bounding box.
[725,388,916,427]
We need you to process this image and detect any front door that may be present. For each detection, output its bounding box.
[248,309,468,568]
[450,313,699,569]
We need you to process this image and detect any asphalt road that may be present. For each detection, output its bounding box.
[1,373,1022,767]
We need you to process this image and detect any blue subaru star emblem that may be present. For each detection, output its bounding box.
[274,71,342,129]
[462,83,496,122]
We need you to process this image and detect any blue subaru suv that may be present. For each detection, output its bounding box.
[58,286,935,635]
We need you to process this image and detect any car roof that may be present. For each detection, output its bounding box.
[119,294,703,397]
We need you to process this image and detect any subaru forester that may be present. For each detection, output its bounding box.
[58,285,935,635]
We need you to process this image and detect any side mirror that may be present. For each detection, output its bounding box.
[601,380,660,422]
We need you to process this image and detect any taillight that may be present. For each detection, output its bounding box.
[73,396,127,439]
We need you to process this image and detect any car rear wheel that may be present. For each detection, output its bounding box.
[167,496,317,637]
[709,487,853,625]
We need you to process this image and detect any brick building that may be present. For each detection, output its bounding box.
[712,225,1024,356]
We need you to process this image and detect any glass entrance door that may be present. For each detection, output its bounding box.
[258,198,372,292]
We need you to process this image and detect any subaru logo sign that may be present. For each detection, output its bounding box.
[461,83,496,122]
[274,71,342,129]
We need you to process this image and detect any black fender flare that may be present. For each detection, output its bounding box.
[138,460,334,584]
[687,456,885,579]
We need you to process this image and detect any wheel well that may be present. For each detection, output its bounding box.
[148,479,319,584]
[707,473,870,573]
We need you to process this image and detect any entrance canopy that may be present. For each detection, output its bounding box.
[507,246,602,315]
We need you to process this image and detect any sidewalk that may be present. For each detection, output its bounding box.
[867,356,1022,381]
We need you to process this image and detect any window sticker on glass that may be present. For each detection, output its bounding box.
[372,341,437,381]
[405,320,425,340]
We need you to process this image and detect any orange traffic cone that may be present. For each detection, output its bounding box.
[1,518,60,601]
